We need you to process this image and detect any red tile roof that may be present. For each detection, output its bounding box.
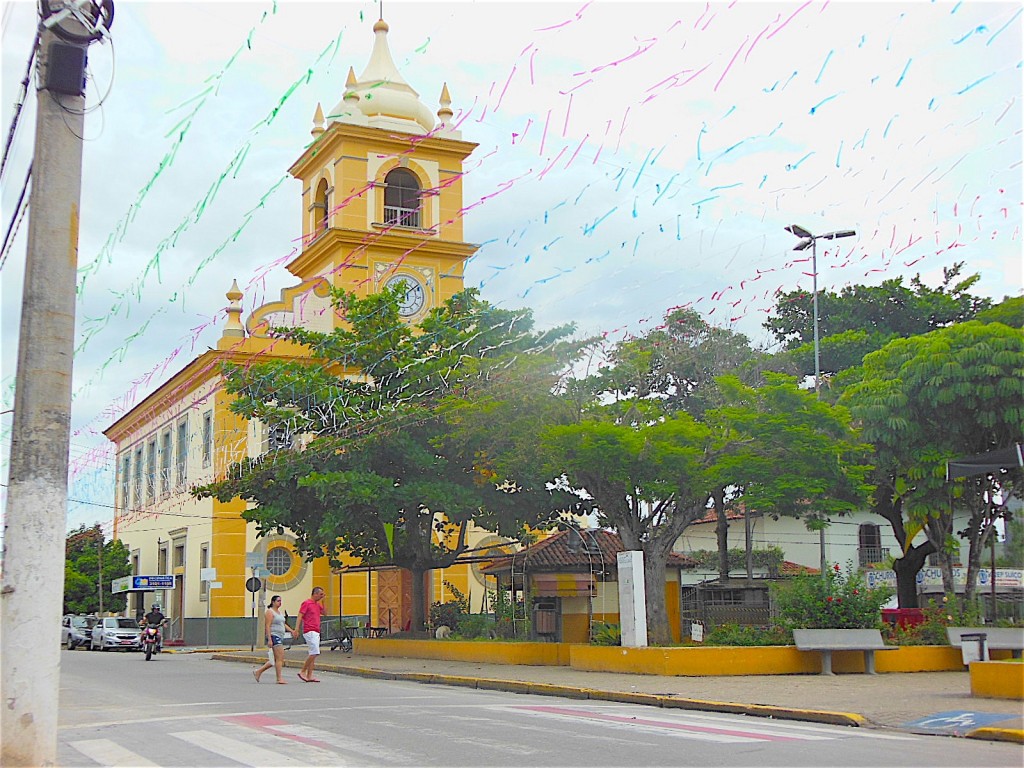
[481,529,697,574]
[780,560,820,576]
[690,507,747,524]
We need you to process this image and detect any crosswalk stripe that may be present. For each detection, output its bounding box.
[170,729,309,767]
[517,704,815,743]
[67,738,159,767]
[266,723,412,764]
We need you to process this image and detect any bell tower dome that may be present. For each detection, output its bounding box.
[282,15,479,329]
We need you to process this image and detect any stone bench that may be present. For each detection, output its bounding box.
[793,629,896,675]
[946,627,1024,660]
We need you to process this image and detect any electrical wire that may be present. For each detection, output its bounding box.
[0,162,32,272]
[0,29,39,182]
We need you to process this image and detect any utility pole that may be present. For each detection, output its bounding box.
[98,537,104,615]
[1,3,112,765]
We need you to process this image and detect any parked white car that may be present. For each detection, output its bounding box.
[90,617,141,651]
[61,615,97,650]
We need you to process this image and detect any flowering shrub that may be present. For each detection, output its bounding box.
[703,623,791,646]
[771,562,894,630]
[883,596,984,645]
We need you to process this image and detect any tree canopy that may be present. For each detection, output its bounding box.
[765,263,992,378]
[64,525,131,615]
[195,287,587,629]
[540,373,871,644]
[840,321,1024,606]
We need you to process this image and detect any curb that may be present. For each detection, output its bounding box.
[965,726,1024,744]
[211,653,865,728]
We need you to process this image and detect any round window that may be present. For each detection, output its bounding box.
[266,546,293,576]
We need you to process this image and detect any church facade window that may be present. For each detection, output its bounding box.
[313,178,330,234]
[383,168,421,228]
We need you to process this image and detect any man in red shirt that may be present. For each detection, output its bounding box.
[297,586,326,682]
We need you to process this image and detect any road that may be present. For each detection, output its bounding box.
[58,649,1021,767]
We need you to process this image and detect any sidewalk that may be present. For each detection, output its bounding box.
[195,645,1023,743]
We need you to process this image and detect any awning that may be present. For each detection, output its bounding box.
[946,443,1024,480]
[532,573,595,597]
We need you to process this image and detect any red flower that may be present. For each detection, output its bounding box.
[836,598,842,603]
[853,589,859,595]
[826,596,833,602]
[833,563,841,572]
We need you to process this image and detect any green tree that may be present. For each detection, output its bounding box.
[64,525,131,614]
[975,296,1024,328]
[540,374,870,645]
[196,288,585,631]
[765,263,992,379]
[595,308,773,581]
[841,321,1024,607]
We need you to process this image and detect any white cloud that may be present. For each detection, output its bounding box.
[1,0,1020,532]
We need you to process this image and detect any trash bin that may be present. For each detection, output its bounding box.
[959,632,988,664]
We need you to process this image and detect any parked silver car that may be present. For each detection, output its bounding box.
[61,615,97,650]
[90,616,141,651]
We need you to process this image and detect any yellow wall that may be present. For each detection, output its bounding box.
[970,660,1024,699]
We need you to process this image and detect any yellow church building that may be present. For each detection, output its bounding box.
[105,18,494,643]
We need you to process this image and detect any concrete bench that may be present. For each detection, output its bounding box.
[946,627,1024,660]
[793,629,896,675]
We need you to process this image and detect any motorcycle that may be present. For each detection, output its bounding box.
[141,623,162,660]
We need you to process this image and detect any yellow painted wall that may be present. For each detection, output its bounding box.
[970,660,1024,699]
[356,638,570,666]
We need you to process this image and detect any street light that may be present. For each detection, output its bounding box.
[784,225,857,398]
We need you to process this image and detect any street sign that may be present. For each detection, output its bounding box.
[254,566,271,579]
[200,567,217,582]
[245,551,264,570]
[245,576,262,593]
[209,581,222,589]
[112,575,174,593]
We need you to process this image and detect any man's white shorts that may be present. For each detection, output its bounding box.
[303,631,321,656]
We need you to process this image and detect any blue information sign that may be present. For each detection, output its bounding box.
[132,575,175,590]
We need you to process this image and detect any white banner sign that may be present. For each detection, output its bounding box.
[865,568,1024,589]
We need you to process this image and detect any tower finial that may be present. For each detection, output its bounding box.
[222,279,245,339]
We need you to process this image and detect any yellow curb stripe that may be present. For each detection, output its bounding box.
[653,695,866,727]
[209,654,865,727]
[966,727,1024,744]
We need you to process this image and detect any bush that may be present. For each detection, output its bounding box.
[703,623,791,646]
[591,622,621,646]
[771,561,894,630]
[455,614,494,639]
[429,581,468,631]
[883,596,984,645]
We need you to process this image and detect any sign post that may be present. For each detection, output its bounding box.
[245,574,263,651]
[200,567,217,647]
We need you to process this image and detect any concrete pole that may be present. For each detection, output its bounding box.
[1,29,86,767]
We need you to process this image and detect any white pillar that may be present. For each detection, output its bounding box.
[617,551,648,647]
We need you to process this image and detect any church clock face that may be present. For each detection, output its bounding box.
[384,273,426,317]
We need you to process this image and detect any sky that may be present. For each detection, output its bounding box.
[1,0,1021,537]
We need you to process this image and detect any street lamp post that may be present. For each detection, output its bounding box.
[784,224,856,579]
[784,225,857,398]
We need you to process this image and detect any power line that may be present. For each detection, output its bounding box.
[0,162,31,271]
[0,29,39,182]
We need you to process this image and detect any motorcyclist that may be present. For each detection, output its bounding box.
[141,604,166,651]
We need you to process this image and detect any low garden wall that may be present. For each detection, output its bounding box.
[970,660,1024,699]
[353,638,973,675]
[355,638,571,666]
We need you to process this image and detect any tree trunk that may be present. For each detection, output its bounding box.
[713,488,729,581]
[643,545,675,646]
[893,540,934,608]
[410,567,427,632]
